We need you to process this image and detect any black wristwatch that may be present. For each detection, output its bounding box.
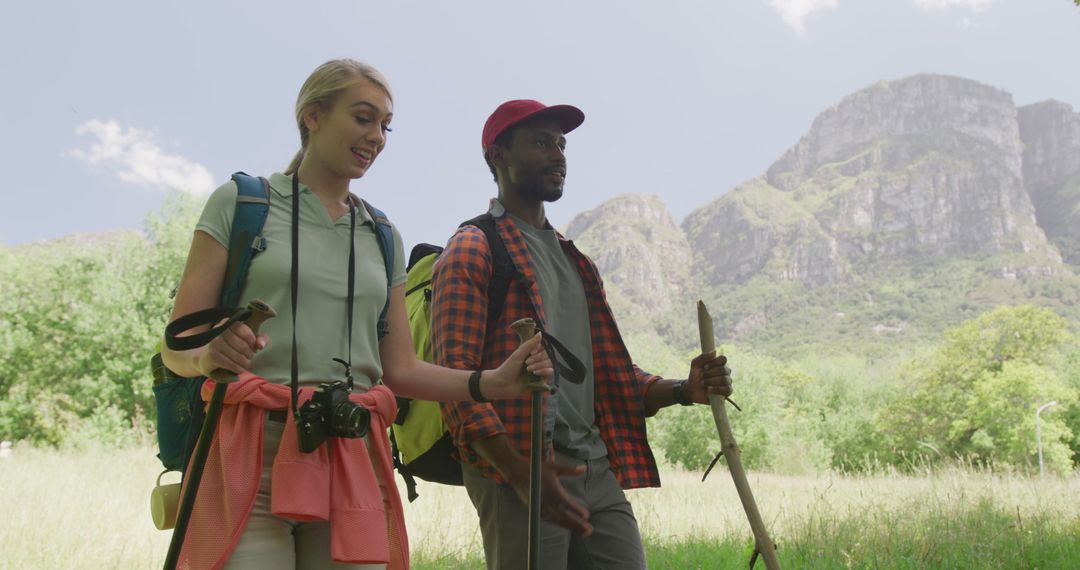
[672,380,694,406]
[469,370,489,403]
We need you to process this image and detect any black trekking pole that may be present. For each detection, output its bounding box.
[163,300,276,570]
[510,318,551,570]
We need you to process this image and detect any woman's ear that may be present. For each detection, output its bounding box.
[302,105,322,133]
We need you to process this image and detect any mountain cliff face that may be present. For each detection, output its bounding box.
[682,178,849,289]
[1019,100,1080,265]
[566,74,1080,352]
[565,194,690,321]
[686,74,1063,291]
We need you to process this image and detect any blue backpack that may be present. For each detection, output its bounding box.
[151,172,395,477]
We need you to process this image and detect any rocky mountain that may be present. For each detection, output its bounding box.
[565,194,692,328]
[568,74,1080,355]
[1019,100,1080,265]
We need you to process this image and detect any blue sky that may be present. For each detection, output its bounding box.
[4,0,1078,253]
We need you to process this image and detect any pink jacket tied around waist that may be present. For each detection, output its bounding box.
[177,373,408,569]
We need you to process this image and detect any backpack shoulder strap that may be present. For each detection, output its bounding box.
[221,172,271,307]
[460,214,585,385]
[461,213,520,325]
[361,198,395,341]
[166,172,267,476]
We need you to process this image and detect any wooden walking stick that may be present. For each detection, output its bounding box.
[510,318,552,570]
[164,300,276,570]
[698,300,780,569]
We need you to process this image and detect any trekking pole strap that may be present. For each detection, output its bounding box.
[532,326,587,385]
[164,307,252,351]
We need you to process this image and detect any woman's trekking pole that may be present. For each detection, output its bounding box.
[697,300,780,570]
[164,300,276,570]
[510,318,551,570]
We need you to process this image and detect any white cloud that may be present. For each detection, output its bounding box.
[767,0,839,34]
[914,0,993,11]
[69,120,214,195]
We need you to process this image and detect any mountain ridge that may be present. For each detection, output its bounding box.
[567,74,1080,354]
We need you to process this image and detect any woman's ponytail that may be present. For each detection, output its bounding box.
[284,149,304,175]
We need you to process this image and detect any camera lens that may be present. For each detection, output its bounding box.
[332,401,370,439]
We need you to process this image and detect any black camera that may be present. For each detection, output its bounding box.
[296,380,371,453]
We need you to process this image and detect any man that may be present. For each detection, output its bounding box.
[431,99,732,569]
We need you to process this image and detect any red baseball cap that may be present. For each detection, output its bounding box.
[481,99,585,148]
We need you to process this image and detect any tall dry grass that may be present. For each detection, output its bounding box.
[0,444,172,569]
[1,443,1077,568]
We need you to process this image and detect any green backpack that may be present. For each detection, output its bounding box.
[391,213,518,501]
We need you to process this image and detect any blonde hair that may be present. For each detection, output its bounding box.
[284,59,394,175]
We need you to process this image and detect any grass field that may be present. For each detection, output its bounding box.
[1,443,1077,569]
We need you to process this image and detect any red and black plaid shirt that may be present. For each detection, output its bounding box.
[431,205,663,489]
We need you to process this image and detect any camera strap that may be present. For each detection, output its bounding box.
[289,173,358,423]
[332,202,358,391]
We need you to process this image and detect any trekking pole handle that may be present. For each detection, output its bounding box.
[210,299,277,384]
[510,318,551,393]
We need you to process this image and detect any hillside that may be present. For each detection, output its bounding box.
[567,74,1080,357]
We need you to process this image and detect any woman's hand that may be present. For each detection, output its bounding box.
[482,333,554,400]
[194,321,269,378]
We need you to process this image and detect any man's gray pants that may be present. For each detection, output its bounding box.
[462,453,647,570]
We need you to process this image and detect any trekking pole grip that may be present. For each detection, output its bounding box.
[510,318,550,393]
[210,300,276,383]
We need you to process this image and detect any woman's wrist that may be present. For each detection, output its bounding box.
[164,347,205,379]
[468,370,489,402]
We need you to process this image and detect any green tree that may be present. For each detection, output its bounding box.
[0,193,200,445]
[880,306,1077,472]
[648,347,788,472]
[649,348,841,474]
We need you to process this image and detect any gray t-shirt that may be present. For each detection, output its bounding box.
[507,211,606,461]
[196,172,406,387]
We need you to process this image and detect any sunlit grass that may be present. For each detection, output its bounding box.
[1,443,1077,569]
[0,444,172,570]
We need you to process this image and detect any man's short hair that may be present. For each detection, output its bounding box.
[484,127,517,182]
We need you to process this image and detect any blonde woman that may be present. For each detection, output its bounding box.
[161,59,552,569]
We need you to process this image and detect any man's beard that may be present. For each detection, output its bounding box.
[520,178,564,203]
